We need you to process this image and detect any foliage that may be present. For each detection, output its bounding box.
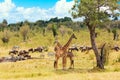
[1,30,11,43]
[52,24,58,37]
[20,24,30,42]
[112,28,117,34]
[49,17,72,22]
[2,19,8,27]
[71,0,120,26]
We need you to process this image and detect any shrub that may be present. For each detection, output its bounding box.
[20,24,30,42]
[1,30,11,43]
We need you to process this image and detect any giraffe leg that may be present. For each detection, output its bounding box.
[71,59,74,69]
[62,56,67,70]
[54,57,59,70]
[54,60,57,69]
[69,57,72,69]
[69,57,74,69]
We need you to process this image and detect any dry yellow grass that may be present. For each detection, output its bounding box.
[0,28,120,80]
[0,50,120,80]
[1,72,120,80]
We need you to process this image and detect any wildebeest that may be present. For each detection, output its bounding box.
[34,46,44,52]
[79,46,92,52]
[18,50,31,59]
[68,46,79,52]
[9,50,18,55]
[28,48,34,53]
[18,50,29,55]
[0,56,17,62]
[111,45,120,52]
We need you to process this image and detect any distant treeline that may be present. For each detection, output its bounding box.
[0,17,85,32]
[0,16,120,32]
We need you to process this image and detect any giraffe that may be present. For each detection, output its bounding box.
[54,41,74,69]
[54,33,77,70]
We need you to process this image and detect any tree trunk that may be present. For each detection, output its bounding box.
[88,26,104,69]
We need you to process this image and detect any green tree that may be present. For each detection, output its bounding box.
[52,24,58,37]
[2,19,8,27]
[0,19,8,31]
[20,24,30,42]
[71,0,120,69]
[1,30,11,44]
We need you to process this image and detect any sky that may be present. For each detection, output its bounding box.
[0,0,119,24]
[0,0,74,23]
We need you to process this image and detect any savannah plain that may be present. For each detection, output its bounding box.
[0,25,120,80]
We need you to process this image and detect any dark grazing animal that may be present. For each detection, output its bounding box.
[18,50,31,59]
[9,50,18,55]
[79,46,92,52]
[68,46,79,52]
[111,45,120,52]
[28,48,34,53]
[18,50,29,56]
[34,46,43,52]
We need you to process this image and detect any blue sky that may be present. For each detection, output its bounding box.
[11,0,73,9]
[0,0,74,23]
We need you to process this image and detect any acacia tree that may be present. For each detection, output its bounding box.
[71,0,120,69]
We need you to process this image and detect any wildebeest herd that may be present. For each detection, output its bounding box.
[0,43,120,63]
[0,46,48,63]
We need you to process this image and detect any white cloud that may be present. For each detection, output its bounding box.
[100,6,112,14]
[0,0,74,23]
[0,0,15,17]
[54,0,74,17]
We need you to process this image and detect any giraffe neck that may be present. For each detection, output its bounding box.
[56,41,62,48]
[62,36,73,51]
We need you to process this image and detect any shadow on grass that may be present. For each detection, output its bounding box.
[53,67,106,75]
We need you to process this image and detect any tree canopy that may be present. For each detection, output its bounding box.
[71,0,120,27]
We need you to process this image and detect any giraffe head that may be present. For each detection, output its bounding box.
[72,33,77,39]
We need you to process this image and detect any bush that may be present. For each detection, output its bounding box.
[52,24,58,37]
[1,30,11,43]
[20,24,30,42]
[1,37,9,43]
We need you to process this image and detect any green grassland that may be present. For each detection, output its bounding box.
[0,28,120,80]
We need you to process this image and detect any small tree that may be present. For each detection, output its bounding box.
[43,28,46,36]
[1,30,11,43]
[20,24,30,42]
[112,28,119,40]
[52,24,58,38]
[2,19,8,27]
